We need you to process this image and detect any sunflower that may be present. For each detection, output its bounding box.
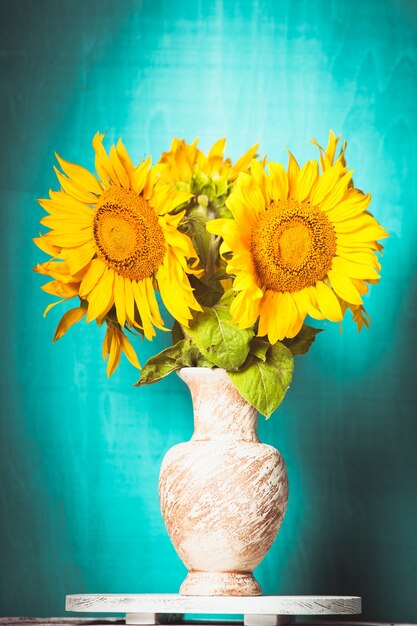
[34,133,202,375]
[158,137,258,197]
[207,132,388,343]
[154,137,258,283]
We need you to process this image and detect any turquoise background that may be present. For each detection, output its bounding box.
[1,0,416,621]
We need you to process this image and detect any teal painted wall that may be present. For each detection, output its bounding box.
[1,0,416,620]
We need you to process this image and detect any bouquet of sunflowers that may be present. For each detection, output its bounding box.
[34,132,388,417]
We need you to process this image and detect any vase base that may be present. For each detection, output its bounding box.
[180,570,262,596]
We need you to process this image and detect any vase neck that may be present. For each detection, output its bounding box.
[178,368,259,443]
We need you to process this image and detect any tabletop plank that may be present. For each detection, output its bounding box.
[65,595,361,616]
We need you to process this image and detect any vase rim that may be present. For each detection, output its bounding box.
[177,366,227,380]
[178,366,225,372]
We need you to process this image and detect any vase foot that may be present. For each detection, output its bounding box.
[180,570,262,596]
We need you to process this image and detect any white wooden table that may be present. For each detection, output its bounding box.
[65,594,361,626]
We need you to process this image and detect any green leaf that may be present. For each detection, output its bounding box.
[218,289,235,306]
[283,324,322,356]
[215,176,229,197]
[210,268,229,282]
[135,341,187,386]
[171,320,184,344]
[191,170,211,194]
[250,337,270,362]
[189,275,224,307]
[227,342,294,418]
[135,338,214,386]
[201,182,217,197]
[195,354,216,368]
[181,345,215,368]
[187,299,254,370]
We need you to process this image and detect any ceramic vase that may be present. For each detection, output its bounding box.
[159,367,288,596]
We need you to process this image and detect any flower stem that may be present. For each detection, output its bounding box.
[205,234,221,283]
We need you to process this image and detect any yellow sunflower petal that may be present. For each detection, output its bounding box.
[287,151,300,197]
[336,247,381,269]
[206,217,232,236]
[268,162,289,201]
[39,192,95,219]
[65,242,96,276]
[320,170,353,212]
[264,292,283,343]
[157,253,200,326]
[335,216,389,240]
[291,288,311,320]
[230,286,262,329]
[168,190,194,213]
[109,145,130,189]
[114,272,127,327]
[281,292,300,337]
[315,281,343,322]
[102,326,113,360]
[131,279,156,340]
[268,292,294,340]
[311,131,342,171]
[116,139,135,174]
[304,286,325,320]
[40,211,92,230]
[350,304,371,331]
[328,269,363,305]
[35,259,73,283]
[233,270,258,291]
[250,159,271,206]
[230,143,259,178]
[45,226,93,248]
[144,277,166,330]
[208,138,226,159]
[106,327,122,376]
[332,256,380,280]
[92,132,120,186]
[286,310,304,339]
[327,192,371,222]
[33,234,60,256]
[249,158,265,185]
[55,154,103,195]
[53,306,87,342]
[43,299,68,317]
[295,160,319,202]
[351,277,369,296]
[133,157,152,194]
[119,332,141,369]
[86,268,115,322]
[79,258,107,297]
[323,130,341,168]
[310,160,346,206]
[257,290,273,338]
[53,167,98,204]
[123,278,136,326]
[41,280,79,298]
[227,175,265,223]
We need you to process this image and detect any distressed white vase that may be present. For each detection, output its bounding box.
[159,367,289,596]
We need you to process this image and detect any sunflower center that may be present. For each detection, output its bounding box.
[93,187,166,280]
[277,223,312,268]
[250,199,337,292]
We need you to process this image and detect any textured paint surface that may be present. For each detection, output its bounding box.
[0,0,416,620]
